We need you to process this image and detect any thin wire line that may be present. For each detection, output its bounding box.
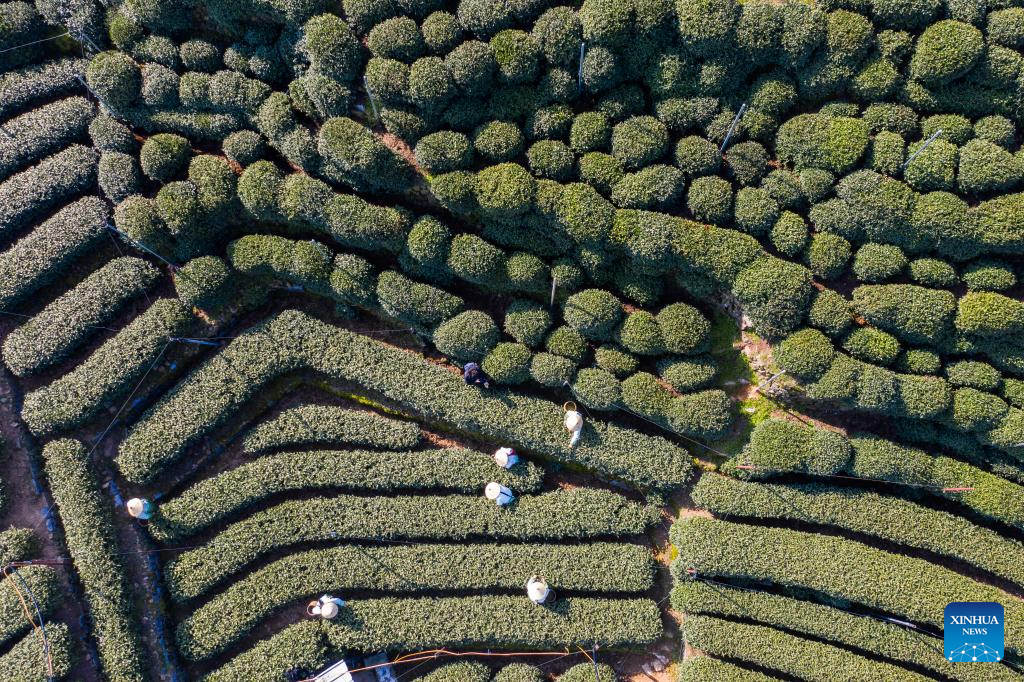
[0,32,69,54]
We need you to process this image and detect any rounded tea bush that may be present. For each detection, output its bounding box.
[532,6,582,65]
[843,326,901,366]
[669,390,733,440]
[611,116,669,169]
[578,152,625,193]
[974,115,1016,148]
[775,329,835,380]
[415,131,473,173]
[946,360,1002,391]
[733,187,780,236]
[491,29,541,84]
[852,243,907,282]
[140,133,190,182]
[545,325,589,363]
[421,11,461,54]
[368,17,425,61]
[504,299,552,347]
[909,20,983,84]
[776,114,870,175]
[657,303,710,355]
[909,258,958,287]
[611,165,685,210]
[674,136,721,177]
[770,211,809,257]
[897,348,942,375]
[616,310,665,356]
[432,310,499,362]
[482,342,532,384]
[86,50,141,111]
[474,121,524,162]
[445,40,496,95]
[563,289,623,341]
[408,56,456,108]
[958,139,1023,195]
[572,368,622,411]
[808,289,853,336]
[594,344,639,377]
[805,233,851,280]
[530,352,576,387]
[658,355,717,392]
[175,256,232,311]
[726,141,768,186]
[223,130,265,167]
[570,112,611,153]
[475,162,535,217]
[527,140,574,180]
[962,259,1016,291]
[686,176,733,223]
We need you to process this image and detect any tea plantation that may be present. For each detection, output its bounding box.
[0,0,1022,679]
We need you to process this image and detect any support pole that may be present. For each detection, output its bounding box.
[577,42,586,94]
[903,129,942,169]
[719,103,747,154]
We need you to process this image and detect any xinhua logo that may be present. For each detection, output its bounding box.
[945,602,1004,662]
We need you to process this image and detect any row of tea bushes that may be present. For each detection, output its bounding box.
[177,541,653,660]
[166,488,655,600]
[117,310,692,492]
[150,447,547,541]
[204,596,661,681]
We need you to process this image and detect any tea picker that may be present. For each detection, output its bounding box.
[484,481,515,506]
[463,362,491,388]
[564,402,584,448]
[126,497,154,521]
[307,595,346,619]
[526,575,556,605]
[493,447,519,468]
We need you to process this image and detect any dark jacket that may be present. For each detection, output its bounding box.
[463,362,490,387]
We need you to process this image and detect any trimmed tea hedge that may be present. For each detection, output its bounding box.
[166,488,655,601]
[204,596,661,681]
[42,439,145,680]
[0,197,107,310]
[675,582,1018,682]
[150,447,546,541]
[678,657,781,682]
[0,624,73,682]
[118,311,691,492]
[22,299,193,436]
[692,474,1024,586]
[685,616,932,681]
[0,97,94,182]
[0,145,98,241]
[673,517,1024,652]
[0,565,60,649]
[2,257,160,376]
[0,58,87,120]
[177,542,654,659]
[241,405,422,453]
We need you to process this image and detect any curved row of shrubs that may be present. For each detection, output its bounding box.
[0,144,97,242]
[0,197,108,310]
[675,581,1015,682]
[685,615,933,682]
[177,541,654,660]
[735,420,1024,529]
[21,298,193,436]
[41,439,146,680]
[693,473,1024,585]
[241,404,422,453]
[672,516,1024,653]
[117,310,692,492]
[165,488,654,601]
[150,447,547,542]
[2,256,160,376]
[204,596,661,681]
